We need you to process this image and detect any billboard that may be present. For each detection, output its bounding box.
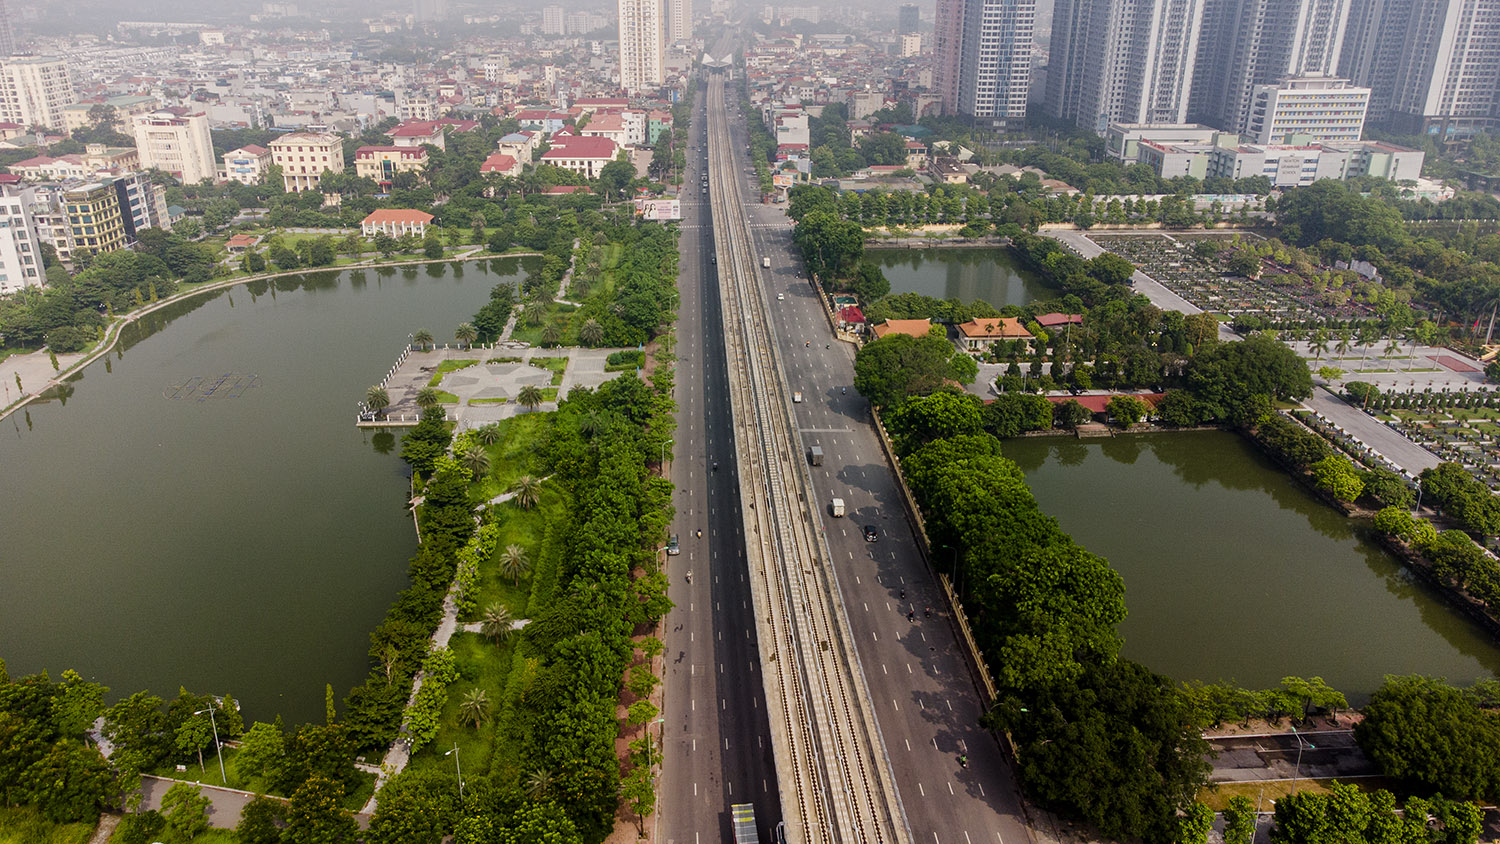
[635,198,681,221]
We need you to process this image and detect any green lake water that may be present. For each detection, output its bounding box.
[0,259,532,723]
[1003,431,1500,700]
[867,247,1056,308]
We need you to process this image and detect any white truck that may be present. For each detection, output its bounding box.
[830,498,846,517]
[762,256,771,268]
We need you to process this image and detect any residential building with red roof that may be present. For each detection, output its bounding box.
[480,152,521,178]
[955,317,1033,351]
[541,135,619,178]
[361,209,435,238]
[871,318,933,339]
[1035,312,1084,329]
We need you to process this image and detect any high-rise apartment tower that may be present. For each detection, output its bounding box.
[618,0,666,93]
[1188,0,1353,132]
[1046,0,1206,131]
[1342,0,1500,135]
[933,0,1034,123]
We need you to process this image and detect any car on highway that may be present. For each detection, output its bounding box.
[792,391,803,403]
[863,525,879,542]
[667,534,680,555]
[777,293,785,300]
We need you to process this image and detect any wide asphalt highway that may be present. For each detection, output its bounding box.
[715,92,1041,844]
[658,77,784,844]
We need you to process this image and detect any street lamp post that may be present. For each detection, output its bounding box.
[660,438,674,470]
[1289,723,1314,794]
[445,742,464,800]
[192,705,227,786]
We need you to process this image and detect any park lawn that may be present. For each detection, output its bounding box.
[510,305,577,347]
[428,359,480,387]
[464,490,562,623]
[435,390,462,404]
[473,413,551,495]
[541,387,559,401]
[469,397,509,405]
[0,807,93,844]
[530,356,569,385]
[405,632,517,781]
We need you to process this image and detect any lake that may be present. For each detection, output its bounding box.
[866,247,1055,308]
[1002,431,1500,700]
[0,259,532,724]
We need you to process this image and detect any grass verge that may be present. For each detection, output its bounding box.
[0,807,93,844]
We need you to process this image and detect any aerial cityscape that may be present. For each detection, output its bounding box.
[2,0,1500,842]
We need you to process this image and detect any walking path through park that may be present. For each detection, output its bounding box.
[1042,229,1238,342]
[0,348,87,414]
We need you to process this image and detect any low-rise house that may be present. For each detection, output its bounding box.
[361,208,434,238]
[955,317,1032,352]
[871,318,933,339]
[480,152,521,178]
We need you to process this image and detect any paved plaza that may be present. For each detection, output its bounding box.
[363,344,634,430]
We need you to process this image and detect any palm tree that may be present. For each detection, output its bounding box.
[509,475,542,510]
[413,329,433,350]
[579,410,605,438]
[517,384,545,412]
[1384,334,1402,362]
[499,544,531,585]
[1335,329,1353,358]
[541,324,562,347]
[579,318,605,346]
[1309,328,1331,362]
[364,385,390,418]
[1357,325,1380,370]
[459,688,490,729]
[524,767,555,801]
[525,306,545,328]
[481,602,513,643]
[455,322,478,349]
[415,387,440,409]
[461,443,491,478]
[475,422,503,445]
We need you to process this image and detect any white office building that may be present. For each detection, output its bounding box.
[0,181,44,294]
[1243,75,1369,142]
[0,57,73,131]
[132,110,216,185]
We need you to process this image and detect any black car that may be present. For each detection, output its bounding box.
[863,525,878,542]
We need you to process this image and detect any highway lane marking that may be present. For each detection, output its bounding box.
[907,664,913,674]
[882,664,887,675]
[948,782,955,795]
[893,699,899,711]
[905,739,911,751]
[863,602,868,612]
[872,631,879,641]
[919,783,925,797]
[958,739,967,752]
[947,699,953,711]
